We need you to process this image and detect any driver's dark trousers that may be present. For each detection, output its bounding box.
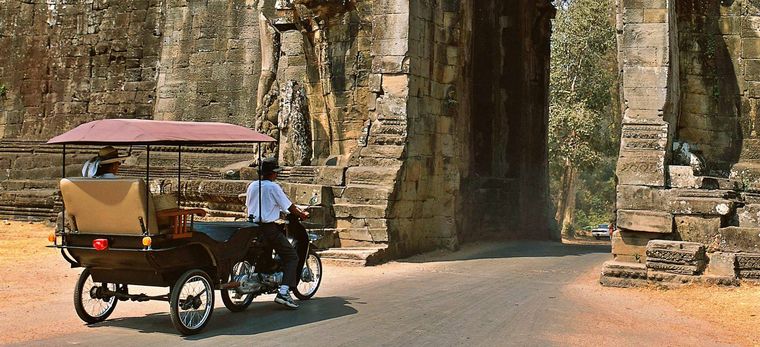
[260,222,298,288]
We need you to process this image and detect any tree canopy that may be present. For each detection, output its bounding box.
[549,0,620,234]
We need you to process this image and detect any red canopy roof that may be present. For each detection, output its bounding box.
[47,119,275,145]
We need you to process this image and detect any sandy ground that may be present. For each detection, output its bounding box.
[1,221,759,345]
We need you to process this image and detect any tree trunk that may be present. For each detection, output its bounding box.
[555,163,578,239]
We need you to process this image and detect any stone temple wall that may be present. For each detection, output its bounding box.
[0,0,556,260]
[606,0,760,286]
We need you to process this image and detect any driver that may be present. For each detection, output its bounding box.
[245,157,309,309]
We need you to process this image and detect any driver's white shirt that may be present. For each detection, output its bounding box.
[245,180,292,223]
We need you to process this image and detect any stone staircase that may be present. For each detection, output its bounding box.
[0,180,59,220]
[318,245,389,266]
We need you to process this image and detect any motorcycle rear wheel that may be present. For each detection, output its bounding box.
[73,268,118,324]
[293,250,322,300]
[221,261,255,312]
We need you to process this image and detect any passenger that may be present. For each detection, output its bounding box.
[89,146,127,178]
[245,157,309,309]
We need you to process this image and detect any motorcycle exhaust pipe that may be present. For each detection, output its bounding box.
[221,281,241,289]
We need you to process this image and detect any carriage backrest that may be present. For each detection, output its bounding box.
[60,178,159,235]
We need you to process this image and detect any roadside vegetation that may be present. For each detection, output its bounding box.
[549,0,620,237]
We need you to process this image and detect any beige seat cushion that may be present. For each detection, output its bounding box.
[60,178,159,235]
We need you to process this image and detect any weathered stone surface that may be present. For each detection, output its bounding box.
[674,215,722,244]
[667,170,738,190]
[668,197,734,216]
[618,209,673,233]
[345,166,401,186]
[668,165,699,188]
[705,252,737,278]
[737,204,760,228]
[713,227,760,253]
[616,185,669,210]
[337,228,389,243]
[333,204,387,219]
[612,230,666,263]
[647,271,698,287]
[647,239,704,252]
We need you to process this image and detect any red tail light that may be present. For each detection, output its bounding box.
[93,239,109,251]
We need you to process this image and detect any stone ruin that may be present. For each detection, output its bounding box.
[604,0,760,286]
[0,0,557,264]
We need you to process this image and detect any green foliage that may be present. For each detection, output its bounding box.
[548,102,602,170]
[574,157,618,227]
[0,83,6,98]
[550,0,620,231]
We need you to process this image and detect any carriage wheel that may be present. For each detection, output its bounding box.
[169,269,214,335]
[221,261,255,312]
[293,250,322,300]
[73,268,118,324]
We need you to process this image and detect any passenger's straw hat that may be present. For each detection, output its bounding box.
[97,146,127,164]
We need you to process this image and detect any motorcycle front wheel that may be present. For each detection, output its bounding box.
[221,261,254,312]
[169,269,214,335]
[293,250,322,300]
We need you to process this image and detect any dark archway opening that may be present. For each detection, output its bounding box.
[459,0,557,242]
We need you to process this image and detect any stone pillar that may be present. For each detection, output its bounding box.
[613,0,679,261]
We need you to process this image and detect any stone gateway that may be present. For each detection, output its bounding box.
[0,0,557,262]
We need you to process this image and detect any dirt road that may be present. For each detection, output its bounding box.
[0,222,757,346]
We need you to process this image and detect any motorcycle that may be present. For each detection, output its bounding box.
[220,212,323,311]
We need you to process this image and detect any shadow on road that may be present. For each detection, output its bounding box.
[398,240,610,264]
[89,296,358,339]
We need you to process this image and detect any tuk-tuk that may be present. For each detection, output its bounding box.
[46,119,322,335]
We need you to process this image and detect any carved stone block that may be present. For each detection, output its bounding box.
[646,261,701,275]
[736,253,760,269]
[600,260,649,287]
[738,270,760,279]
[616,151,667,187]
[620,124,669,152]
[645,240,706,275]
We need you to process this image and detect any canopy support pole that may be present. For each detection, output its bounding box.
[258,145,262,224]
[177,145,182,208]
[60,144,66,234]
[145,145,151,235]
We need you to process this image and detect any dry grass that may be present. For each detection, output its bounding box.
[635,284,760,346]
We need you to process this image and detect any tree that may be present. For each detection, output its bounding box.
[550,0,619,238]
